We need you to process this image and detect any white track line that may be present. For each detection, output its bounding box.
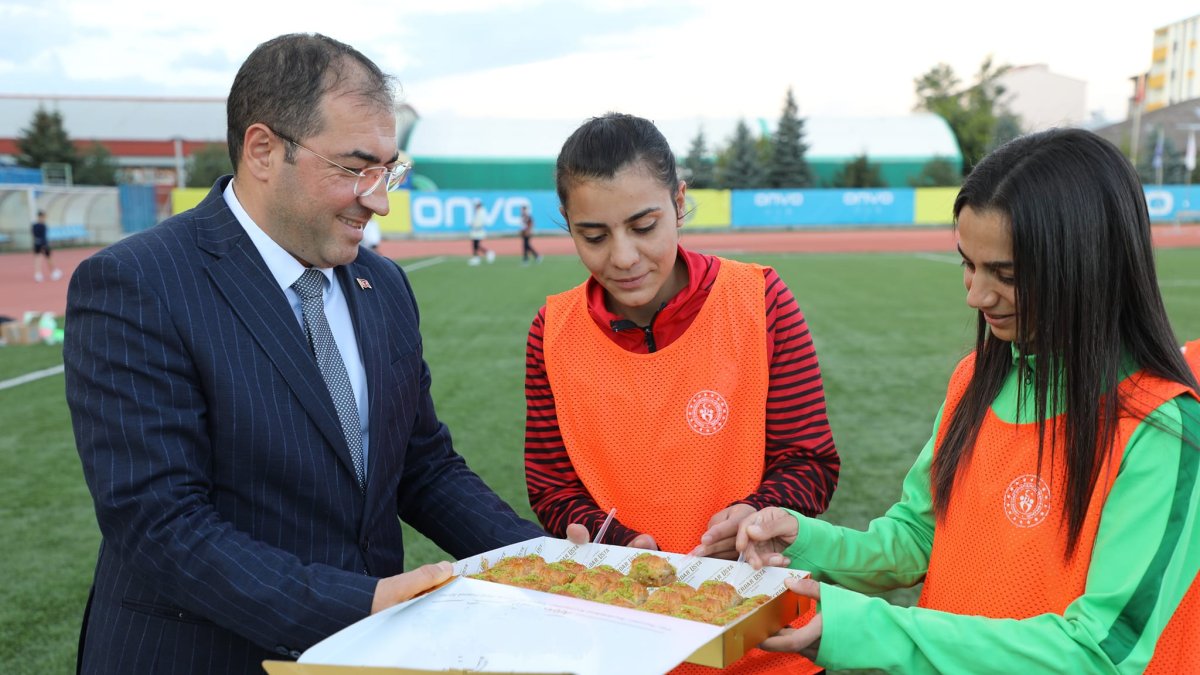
[0,364,64,391]
[912,253,960,265]
[401,256,446,272]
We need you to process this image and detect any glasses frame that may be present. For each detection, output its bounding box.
[270,127,410,197]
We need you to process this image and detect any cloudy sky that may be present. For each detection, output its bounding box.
[1,0,1196,126]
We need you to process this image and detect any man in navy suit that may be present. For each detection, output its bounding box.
[64,33,547,674]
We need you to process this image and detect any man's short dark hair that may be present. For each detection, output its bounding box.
[226,33,396,170]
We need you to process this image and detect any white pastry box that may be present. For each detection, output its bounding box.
[263,537,810,675]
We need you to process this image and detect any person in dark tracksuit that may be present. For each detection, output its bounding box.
[31,210,62,282]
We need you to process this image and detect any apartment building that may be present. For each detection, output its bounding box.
[1146,14,1200,112]
[995,64,1087,130]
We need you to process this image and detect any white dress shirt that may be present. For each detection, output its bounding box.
[223,180,371,471]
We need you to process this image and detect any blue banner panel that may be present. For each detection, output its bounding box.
[1143,186,1200,222]
[731,189,916,228]
[0,166,42,184]
[409,191,562,235]
[118,184,158,233]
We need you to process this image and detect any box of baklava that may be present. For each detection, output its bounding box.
[265,537,810,675]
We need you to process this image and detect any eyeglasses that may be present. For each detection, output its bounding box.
[270,127,410,197]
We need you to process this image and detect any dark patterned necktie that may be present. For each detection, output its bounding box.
[291,269,365,489]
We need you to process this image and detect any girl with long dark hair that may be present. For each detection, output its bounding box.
[736,128,1200,673]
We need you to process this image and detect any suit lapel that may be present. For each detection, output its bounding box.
[337,262,388,513]
[197,180,362,485]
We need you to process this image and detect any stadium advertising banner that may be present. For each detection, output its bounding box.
[171,188,414,234]
[912,187,1200,226]
[683,189,732,229]
[732,189,916,228]
[1143,186,1200,222]
[168,186,1200,232]
[409,191,562,235]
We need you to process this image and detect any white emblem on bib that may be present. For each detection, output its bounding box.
[686,390,729,436]
[1002,474,1051,528]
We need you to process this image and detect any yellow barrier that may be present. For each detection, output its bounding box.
[683,189,731,229]
[913,187,959,225]
[171,188,209,215]
[375,191,412,234]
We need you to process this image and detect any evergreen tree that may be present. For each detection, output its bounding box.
[832,153,886,188]
[186,143,234,188]
[766,87,814,187]
[908,156,962,187]
[74,142,120,186]
[16,107,78,169]
[716,119,765,189]
[682,129,715,189]
[756,133,773,171]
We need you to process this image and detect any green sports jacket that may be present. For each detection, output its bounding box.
[782,352,1200,673]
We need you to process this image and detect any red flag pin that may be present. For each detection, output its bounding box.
[356,277,372,290]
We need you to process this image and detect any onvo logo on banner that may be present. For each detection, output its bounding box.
[1145,190,1173,219]
[754,192,804,207]
[842,191,895,206]
[412,196,532,229]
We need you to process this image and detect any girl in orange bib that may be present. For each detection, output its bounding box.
[524,113,841,674]
[737,128,1200,672]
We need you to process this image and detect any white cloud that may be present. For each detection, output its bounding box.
[3,0,1199,124]
[401,1,1200,124]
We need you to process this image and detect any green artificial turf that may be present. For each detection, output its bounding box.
[2,246,1197,673]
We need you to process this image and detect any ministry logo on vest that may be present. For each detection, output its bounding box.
[1002,474,1052,528]
[686,390,729,436]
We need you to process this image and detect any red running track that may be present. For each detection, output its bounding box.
[4,225,1200,320]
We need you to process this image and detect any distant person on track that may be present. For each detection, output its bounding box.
[735,128,1200,673]
[519,204,541,265]
[31,210,62,282]
[362,217,381,251]
[523,112,840,675]
[468,199,494,265]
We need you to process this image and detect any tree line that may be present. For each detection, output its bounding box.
[686,57,1040,191]
[11,107,230,187]
[680,87,903,190]
[26,57,1193,190]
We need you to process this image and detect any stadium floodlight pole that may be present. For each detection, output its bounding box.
[1130,73,1146,164]
[174,137,187,188]
[1173,118,1200,226]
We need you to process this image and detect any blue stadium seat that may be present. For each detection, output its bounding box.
[46,225,90,243]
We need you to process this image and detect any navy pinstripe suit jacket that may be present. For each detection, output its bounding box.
[64,177,544,674]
